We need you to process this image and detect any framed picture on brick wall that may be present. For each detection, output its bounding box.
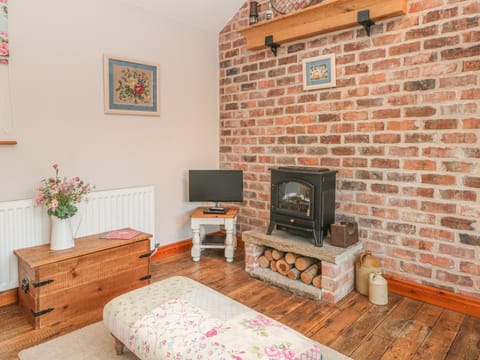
[302,54,336,91]
[103,55,160,116]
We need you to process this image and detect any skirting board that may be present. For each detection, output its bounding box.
[0,288,18,307]
[385,275,480,318]
[151,233,244,261]
[151,239,193,260]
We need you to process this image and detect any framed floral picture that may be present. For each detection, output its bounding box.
[0,0,9,64]
[103,55,160,116]
[302,54,336,91]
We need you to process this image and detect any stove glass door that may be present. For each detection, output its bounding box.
[277,181,312,217]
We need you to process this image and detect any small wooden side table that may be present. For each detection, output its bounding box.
[190,207,238,263]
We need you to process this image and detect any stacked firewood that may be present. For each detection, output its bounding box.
[257,248,322,288]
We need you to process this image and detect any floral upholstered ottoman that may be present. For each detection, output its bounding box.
[103,276,351,360]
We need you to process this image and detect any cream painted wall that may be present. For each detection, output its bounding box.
[0,0,222,245]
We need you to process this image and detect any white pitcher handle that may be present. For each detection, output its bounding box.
[72,214,83,238]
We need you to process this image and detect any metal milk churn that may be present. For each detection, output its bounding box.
[355,250,382,296]
[368,272,388,305]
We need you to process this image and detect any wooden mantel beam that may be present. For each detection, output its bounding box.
[0,141,17,145]
[238,0,407,50]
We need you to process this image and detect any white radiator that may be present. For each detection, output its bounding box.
[0,186,155,292]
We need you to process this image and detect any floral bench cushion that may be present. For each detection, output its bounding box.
[103,276,351,360]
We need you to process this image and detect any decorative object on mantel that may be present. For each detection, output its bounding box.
[0,0,9,64]
[103,55,160,116]
[238,0,407,51]
[269,0,319,16]
[249,1,259,25]
[302,54,336,91]
[35,164,92,250]
[265,1,273,20]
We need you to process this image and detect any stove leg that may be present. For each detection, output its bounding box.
[266,222,275,235]
[313,228,324,247]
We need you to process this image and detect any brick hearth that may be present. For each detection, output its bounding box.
[243,229,362,303]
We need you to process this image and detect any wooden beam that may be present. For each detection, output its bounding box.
[0,288,18,307]
[0,141,17,145]
[239,0,407,50]
[385,275,480,318]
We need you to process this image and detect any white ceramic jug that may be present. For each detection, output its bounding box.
[50,216,75,251]
[368,272,388,305]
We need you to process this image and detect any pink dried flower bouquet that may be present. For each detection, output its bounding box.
[35,164,92,219]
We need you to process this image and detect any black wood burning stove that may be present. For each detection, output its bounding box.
[267,167,336,247]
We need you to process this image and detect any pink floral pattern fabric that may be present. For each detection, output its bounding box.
[103,276,351,360]
[103,276,203,345]
[0,0,8,64]
[128,298,228,359]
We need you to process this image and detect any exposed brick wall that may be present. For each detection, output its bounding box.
[219,0,480,298]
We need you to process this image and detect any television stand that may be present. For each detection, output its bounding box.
[191,207,238,262]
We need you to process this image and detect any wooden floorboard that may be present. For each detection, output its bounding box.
[329,294,398,355]
[377,303,443,360]
[1,248,479,360]
[414,309,466,360]
[445,315,480,360]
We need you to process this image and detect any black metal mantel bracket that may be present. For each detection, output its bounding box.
[358,9,375,36]
[265,35,280,56]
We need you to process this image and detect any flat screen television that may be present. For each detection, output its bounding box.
[188,170,243,214]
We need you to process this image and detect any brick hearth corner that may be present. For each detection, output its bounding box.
[243,229,363,303]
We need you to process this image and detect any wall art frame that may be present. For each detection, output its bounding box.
[103,55,160,116]
[0,0,9,64]
[302,54,336,91]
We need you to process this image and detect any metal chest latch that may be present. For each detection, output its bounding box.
[21,278,54,293]
[31,308,54,317]
[32,279,54,288]
[21,278,29,293]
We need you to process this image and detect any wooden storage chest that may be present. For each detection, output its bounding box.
[14,230,152,329]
